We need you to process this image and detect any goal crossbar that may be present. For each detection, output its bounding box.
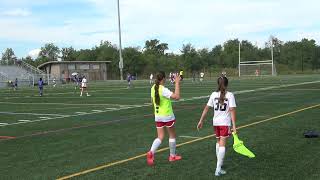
[240,63,273,66]
[240,60,272,64]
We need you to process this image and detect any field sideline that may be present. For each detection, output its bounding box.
[0,75,319,180]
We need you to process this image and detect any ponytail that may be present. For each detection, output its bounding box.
[154,71,166,105]
[217,76,229,105]
[155,80,160,105]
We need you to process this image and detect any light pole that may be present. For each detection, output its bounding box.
[117,0,124,80]
[271,39,274,76]
[238,41,241,77]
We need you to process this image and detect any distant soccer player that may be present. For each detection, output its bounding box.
[14,78,18,91]
[192,72,196,82]
[255,69,259,76]
[80,76,90,96]
[221,70,227,77]
[150,73,154,85]
[52,78,57,88]
[38,78,44,96]
[127,73,132,88]
[179,70,184,81]
[200,72,204,83]
[197,76,237,176]
[170,72,175,85]
[147,71,182,166]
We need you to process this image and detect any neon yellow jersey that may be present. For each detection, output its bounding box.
[179,71,183,76]
[151,84,175,121]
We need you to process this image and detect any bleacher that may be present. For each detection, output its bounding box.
[0,61,47,88]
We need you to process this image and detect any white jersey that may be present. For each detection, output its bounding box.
[81,78,87,87]
[200,72,204,78]
[150,74,153,80]
[207,91,236,126]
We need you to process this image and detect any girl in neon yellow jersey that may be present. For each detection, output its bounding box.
[147,71,182,166]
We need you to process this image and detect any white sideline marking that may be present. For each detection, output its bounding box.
[0,112,65,116]
[92,110,103,112]
[46,86,151,96]
[179,135,200,139]
[105,108,118,110]
[0,102,133,106]
[0,123,9,125]
[0,80,319,127]
[18,120,31,122]
[75,112,87,114]
[39,117,49,119]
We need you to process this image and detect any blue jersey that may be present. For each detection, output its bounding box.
[38,80,44,88]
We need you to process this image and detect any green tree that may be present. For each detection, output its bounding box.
[181,44,202,73]
[122,47,146,76]
[21,56,36,67]
[210,45,223,67]
[38,43,60,62]
[144,39,168,55]
[1,48,16,65]
[221,39,240,68]
[61,47,77,61]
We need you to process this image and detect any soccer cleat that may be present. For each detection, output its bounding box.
[146,151,154,166]
[168,154,182,162]
[215,169,227,176]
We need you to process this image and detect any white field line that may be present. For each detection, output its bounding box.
[105,108,118,110]
[0,102,134,106]
[2,96,150,100]
[18,106,93,113]
[277,88,320,91]
[18,120,31,122]
[0,123,9,125]
[75,112,87,114]
[0,80,319,128]
[0,85,151,96]
[45,86,150,96]
[0,112,65,116]
[92,110,103,112]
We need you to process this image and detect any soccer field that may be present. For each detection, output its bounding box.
[1,75,320,180]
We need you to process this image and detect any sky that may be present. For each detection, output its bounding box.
[0,0,320,58]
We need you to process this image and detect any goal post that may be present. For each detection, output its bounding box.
[239,60,276,76]
[238,41,276,77]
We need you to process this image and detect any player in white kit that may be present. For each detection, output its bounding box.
[150,73,154,85]
[80,76,90,97]
[197,76,237,176]
[200,72,204,83]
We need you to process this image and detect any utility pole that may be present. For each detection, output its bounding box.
[271,38,274,76]
[238,41,241,77]
[117,0,124,80]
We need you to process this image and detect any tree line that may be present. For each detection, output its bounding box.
[1,37,320,79]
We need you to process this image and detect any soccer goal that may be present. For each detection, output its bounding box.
[239,60,277,76]
[238,41,276,77]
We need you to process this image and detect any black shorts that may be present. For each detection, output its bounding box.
[180,75,183,80]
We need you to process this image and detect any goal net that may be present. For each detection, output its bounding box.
[239,60,276,76]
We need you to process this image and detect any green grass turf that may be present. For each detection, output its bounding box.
[0,75,319,180]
